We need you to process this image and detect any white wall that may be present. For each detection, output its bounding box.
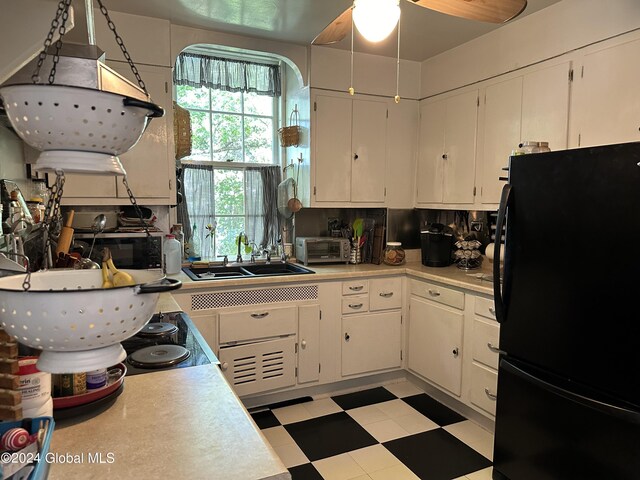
[0,126,28,190]
[420,0,640,98]
[311,46,421,100]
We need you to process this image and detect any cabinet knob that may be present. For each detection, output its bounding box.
[301,340,307,348]
[452,347,459,358]
[354,153,359,160]
[344,333,350,341]
[484,388,497,401]
[221,362,229,371]
[442,153,448,160]
[488,307,496,316]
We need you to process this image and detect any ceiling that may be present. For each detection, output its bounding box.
[66,0,561,61]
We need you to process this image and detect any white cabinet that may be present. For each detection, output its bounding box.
[478,76,522,205]
[416,89,478,206]
[340,277,403,377]
[572,36,640,147]
[342,311,402,376]
[298,304,321,384]
[478,62,571,205]
[408,295,463,396]
[57,64,175,204]
[312,92,387,204]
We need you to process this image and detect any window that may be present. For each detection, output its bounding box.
[174,52,281,260]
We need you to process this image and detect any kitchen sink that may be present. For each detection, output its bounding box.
[182,262,314,281]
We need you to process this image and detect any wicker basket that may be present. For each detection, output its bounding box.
[173,101,192,159]
[278,109,300,147]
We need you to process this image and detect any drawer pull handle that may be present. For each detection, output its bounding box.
[488,307,496,316]
[379,292,393,298]
[452,347,459,358]
[428,289,441,297]
[349,285,364,291]
[348,303,364,309]
[487,343,506,355]
[250,312,270,319]
[484,388,497,401]
[344,333,350,341]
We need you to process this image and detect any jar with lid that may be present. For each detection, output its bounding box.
[30,179,50,205]
[383,242,406,266]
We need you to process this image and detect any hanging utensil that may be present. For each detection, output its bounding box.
[87,214,106,259]
[287,161,302,213]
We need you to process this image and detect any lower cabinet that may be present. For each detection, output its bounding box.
[408,296,463,396]
[342,311,402,376]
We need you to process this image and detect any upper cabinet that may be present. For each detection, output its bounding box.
[478,62,571,206]
[571,35,640,148]
[312,92,388,205]
[416,89,478,206]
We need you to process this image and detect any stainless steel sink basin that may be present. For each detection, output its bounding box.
[182,262,314,281]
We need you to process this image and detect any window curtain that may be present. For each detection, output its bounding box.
[174,52,282,97]
[181,164,215,259]
[181,164,282,259]
[246,165,282,250]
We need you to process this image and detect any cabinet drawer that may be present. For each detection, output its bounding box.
[342,295,370,315]
[342,280,369,296]
[474,296,497,320]
[219,337,296,397]
[472,318,501,369]
[219,306,296,344]
[369,277,402,311]
[470,362,498,416]
[410,279,465,310]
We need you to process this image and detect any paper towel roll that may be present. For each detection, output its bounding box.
[485,243,504,262]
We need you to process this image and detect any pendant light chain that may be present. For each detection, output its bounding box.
[349,5,355,96]
[96,0,147,94]
[31,0,73,85]
[395,14,401,104]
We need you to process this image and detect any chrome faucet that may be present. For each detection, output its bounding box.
[236,232,244,263]
[263,249,271,264]
[217,255,229,267]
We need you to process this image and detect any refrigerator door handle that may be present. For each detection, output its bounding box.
[502,359,640,425]
[494,183,512,324]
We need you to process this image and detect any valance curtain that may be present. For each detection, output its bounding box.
[174,52,282,97]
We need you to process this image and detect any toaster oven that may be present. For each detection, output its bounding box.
[295,237,350,265]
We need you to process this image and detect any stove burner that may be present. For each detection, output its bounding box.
[137,322,179,337]
[127,345,191,369]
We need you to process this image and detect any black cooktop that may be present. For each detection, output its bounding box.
[121,311,215,376]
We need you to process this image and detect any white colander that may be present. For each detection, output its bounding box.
[0,269,180,373]
[0,84,164,174]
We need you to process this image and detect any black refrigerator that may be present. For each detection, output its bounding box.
[492,142,640,480]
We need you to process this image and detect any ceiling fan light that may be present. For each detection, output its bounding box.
[353,0,400,43]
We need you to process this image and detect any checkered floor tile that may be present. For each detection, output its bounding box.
[250,381,494,480]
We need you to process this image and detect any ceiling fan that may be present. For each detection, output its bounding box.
[312,0,528,45]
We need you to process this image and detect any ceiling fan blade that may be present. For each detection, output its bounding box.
[312,7,353,45]
[412,0,527,24]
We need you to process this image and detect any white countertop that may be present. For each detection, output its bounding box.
[172,259,496,296]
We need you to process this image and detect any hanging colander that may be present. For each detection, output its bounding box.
[0,269,180,373]
[0,84,164,175]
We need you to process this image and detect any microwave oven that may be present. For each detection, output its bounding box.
[73,232,163,269]
[295,237,350,265]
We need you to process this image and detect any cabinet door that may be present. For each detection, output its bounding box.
[351,99,387,202]
[443,89,478,204]
[298,304,320,384]
[574,37,640,147]
[314,95,352,202]
[408,296,463,396]
[521,62,571,151]
[480,76,522,204]
[110,62,173,199]
[53,172,117,198]
[416,98,445,203]
[342,311,401,376]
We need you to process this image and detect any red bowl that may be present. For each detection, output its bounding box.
[53,363,126,409]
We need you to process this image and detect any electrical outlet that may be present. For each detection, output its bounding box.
[470,221,484,232]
